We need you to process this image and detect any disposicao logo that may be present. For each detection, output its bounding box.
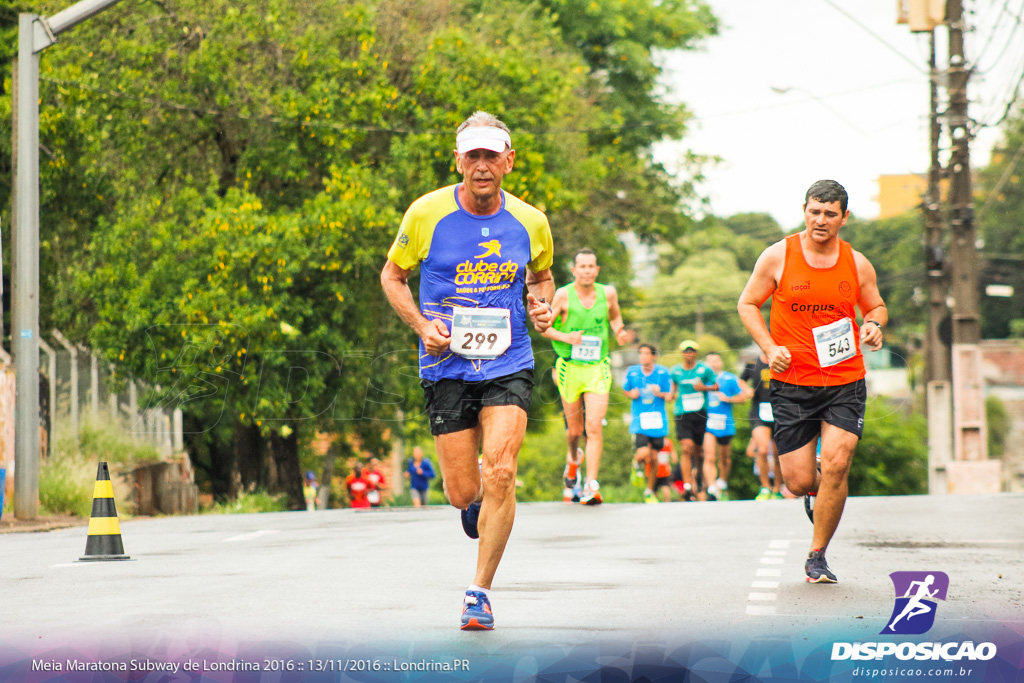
[882,571,948,635]
[831,571,997,663]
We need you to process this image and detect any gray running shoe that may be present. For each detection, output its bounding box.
[805,550,837,583]
[804,493,815,523]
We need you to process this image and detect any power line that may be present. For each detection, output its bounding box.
[978,57,1024,128]
[970,0,1020,72]
[820,0,927,75]
[977,141,1024,221]
[697,78,919,120]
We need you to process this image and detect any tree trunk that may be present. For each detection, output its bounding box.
[269,430,303,510]
[185,412,237,501]
[234,421,263,494]
[317,438,337,510]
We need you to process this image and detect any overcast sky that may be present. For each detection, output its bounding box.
[654,0,1023,228]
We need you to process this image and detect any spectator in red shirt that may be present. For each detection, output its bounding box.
[345,463,374,509]
[364,457,389,507]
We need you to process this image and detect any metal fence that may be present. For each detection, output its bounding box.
[38,329,183,456]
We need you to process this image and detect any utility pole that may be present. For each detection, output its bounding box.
[924,30,949,385]
[924,28,954,494]
[938,0,994,495]
[12,0,122,519]
[899,0,991,491]
[946,0,980,349]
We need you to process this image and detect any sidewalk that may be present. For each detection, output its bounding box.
[0,514,88,534]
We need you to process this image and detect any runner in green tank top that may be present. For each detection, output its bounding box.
[542,249,633,505]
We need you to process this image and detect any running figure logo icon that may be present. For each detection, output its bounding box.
[881,571,949,635]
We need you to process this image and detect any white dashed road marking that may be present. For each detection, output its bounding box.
[746,540,792,616]
[224,530,280,543]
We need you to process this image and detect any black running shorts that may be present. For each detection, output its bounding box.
[675,410,707,444]
[770,379,866,456]
[634,434,665,451]
[421,369,534,436]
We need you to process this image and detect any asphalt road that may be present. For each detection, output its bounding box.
[1,494,1022,680]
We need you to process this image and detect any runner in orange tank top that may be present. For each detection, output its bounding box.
[737,180,887,584]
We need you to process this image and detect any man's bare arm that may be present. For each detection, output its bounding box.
[854,251,887,350]
[539,287,578,342]
[525,267,556,332]
[380,259,451,355]
[738,241,791,373]
[605,285,635,345]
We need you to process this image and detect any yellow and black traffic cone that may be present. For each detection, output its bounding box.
[79,462,131,562]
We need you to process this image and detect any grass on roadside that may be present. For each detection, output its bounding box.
[202,490,289,514]
[40,421,159,518]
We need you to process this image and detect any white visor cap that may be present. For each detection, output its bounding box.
[455,125,512,154]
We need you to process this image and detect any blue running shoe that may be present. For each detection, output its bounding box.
[461,590,494,630]
[461,501,481,539]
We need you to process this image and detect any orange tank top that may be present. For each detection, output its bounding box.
[770,234,865,387]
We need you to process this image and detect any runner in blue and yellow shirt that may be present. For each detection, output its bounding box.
[381,111,554,631]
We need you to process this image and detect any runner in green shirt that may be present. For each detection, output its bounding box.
[543,249,633,505]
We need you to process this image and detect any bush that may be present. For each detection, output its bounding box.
[849,398,927,496]
[39,421,154,517]
[202,490,288,514]
[727,397,927,499]
[517,410,636,502]
[39,452,96,517]
[986,395,1011,459]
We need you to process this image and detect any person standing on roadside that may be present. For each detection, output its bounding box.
[406,446,436,507]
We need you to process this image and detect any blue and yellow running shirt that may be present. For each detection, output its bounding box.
[387,184,554,381]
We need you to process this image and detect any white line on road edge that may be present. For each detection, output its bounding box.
[224,530,280,543]
[746,605,777,616]
[748,593,778,601]
[746,540,793,616]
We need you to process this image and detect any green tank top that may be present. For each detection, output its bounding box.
[551,282,610,362]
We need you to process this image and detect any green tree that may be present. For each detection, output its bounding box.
[843,212,926,355]
[631,247,751,351]
[976,113,1024,338]
[16,0,719,503]
[848,400,927,496]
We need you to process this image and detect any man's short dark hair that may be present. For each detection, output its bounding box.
[804,179,848,214]
[639,343,657,355]
[573,248,597,265]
